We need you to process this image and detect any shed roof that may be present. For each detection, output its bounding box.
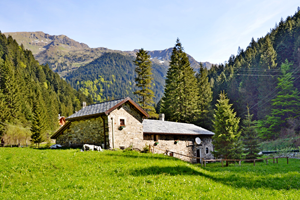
[142,119,214,136]
[67,97,148,120]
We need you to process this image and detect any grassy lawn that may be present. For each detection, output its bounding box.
[1,148,300,199]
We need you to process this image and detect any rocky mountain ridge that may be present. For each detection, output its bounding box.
[4,31,212,77]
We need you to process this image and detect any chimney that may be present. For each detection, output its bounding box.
[159,113,165,121]
[83,102,86,108]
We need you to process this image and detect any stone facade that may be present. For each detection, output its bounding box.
[144,134,214,163]
[107,102,145,150]
[55,100,214,163]
[56,116,109,148]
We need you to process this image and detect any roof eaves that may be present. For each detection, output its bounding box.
[143,132,212,136]
[105,97,149,118]
[51,121,71,139]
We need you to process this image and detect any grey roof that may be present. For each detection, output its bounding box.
[67,98,126,120]
[142,119,215,136]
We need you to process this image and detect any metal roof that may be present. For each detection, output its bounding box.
[142,119,215,136]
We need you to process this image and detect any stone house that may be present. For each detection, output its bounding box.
[143,114,214,163]
[51,97,214,163]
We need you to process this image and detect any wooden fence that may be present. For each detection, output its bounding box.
[149,145,290,167]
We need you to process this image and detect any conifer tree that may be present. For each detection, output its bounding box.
[258,60,300,139]
[30,92,45,147]
[242,108,261,159]
[257,35,277,119]
[161,39,198,123]
[196,63,213,129]
[133,48,157,118]
[212,92,241,166]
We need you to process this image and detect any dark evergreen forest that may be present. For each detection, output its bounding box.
[0,32,92,145]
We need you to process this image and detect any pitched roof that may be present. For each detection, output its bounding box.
[66,97,148,120]
[142,119,214,136]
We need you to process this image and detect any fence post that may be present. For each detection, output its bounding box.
[276,158,278,163]
[253,159,256,166]
[149,144,151,153]
[201,158,203,167]
[266,159,268,165]
[273,158,275,163]
[287,157,289,164]
[239,160,241,166]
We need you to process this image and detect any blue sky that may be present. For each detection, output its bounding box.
[0,0,299,64]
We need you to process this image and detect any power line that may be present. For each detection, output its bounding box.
[240,66,300,115]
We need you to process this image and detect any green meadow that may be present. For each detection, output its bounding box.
[1,148,300,200]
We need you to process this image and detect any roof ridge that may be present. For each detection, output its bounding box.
[87,97,127,106]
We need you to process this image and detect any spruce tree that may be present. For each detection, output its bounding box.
[242,108,261,160]
[133,48,157,118]
[212,91,241,166]
[258,60,300,139]
[196,63,213,129]
[30,92,45,147]
[257,35,277,119]
[161,39,198,123]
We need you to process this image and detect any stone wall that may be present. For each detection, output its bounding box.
[144,134,214,163]
[56,116,108,148]
[107,102,145,150]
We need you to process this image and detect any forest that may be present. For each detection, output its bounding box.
[0,32,93,146]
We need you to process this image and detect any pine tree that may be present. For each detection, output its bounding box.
[196,63,213,129]
[30,92,45,147]
[212,91,241,166]
[161,39,199,123]
[133,48,157,118]
[242,108,261,159]
[258,60,300,139]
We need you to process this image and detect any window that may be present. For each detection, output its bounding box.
[154,135,158,141]
[206,147,209,154]
[120,119,125,126]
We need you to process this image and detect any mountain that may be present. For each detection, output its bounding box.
[65,52,167,103]
[3,32,212,77]
[3,31,88,55]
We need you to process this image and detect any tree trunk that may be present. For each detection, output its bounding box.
[226,161,229,167]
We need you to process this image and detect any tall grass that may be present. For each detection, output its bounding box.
[0,148,300,199]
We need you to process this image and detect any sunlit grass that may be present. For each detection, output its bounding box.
[1,148,300,199]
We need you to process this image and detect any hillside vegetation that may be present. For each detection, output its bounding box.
[1,148,300,199]
[66,52,167,103]
[0,32,92,144]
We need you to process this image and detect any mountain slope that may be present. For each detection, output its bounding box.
[4,32,212,76]
[0,32,92,140]
[66,52,166,103]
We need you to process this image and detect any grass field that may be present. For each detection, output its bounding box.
[1,148,300,200]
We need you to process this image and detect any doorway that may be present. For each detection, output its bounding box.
[197,149,201,163]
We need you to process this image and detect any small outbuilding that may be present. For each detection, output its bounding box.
[143,114,214,163]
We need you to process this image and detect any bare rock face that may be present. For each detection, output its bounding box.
[4,31,89,55]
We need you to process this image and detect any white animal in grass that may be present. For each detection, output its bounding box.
[83,144,103,151]
[94,145,103,151]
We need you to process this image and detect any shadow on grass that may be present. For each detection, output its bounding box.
[131,162,300,190]
[103,152,178,161]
